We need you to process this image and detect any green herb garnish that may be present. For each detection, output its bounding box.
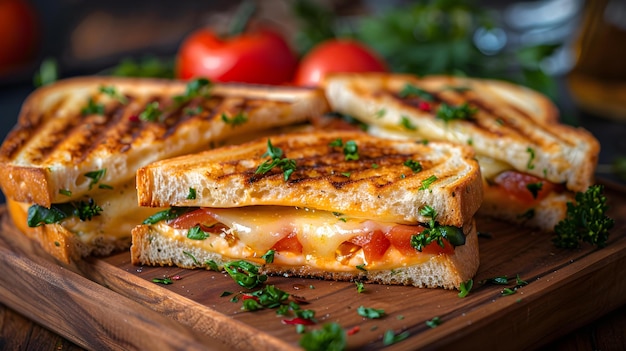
[254,139,297,181]
[553,185,614,248]
[400,116,417,130]
[343,140,359,161]
[173,78,212,105]
[299,323,346,351]
[425,316,442,328]
[355,281,365,293]
[328,138,343,147]
[139,101,162,122]
[357,306,385,319]
[59,189,72,197]
[99,85,128,104]
[526,182,543,199]
[419,175,438,190]
[152,277,174,285]
[458,279,473,298]
[383,330,410,346]
[84,169,107,190]
[142,207,195,225]
[261,249,275,264]
[187,225,209,240]
[187,188,197,200]
[526,147,536,170]
[436,102,476,122]
[403,159,422,173]
[411,205,465,252]
[81,98,105,116]
[223,260,268,289]
[398,84,434,101]
[221,112,248,126]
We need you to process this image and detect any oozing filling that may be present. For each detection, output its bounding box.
[153,206,465,271]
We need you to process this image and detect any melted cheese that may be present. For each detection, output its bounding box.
[158,206,440,271]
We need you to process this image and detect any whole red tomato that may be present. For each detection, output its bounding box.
[0,0,39,72]
[176,28,298,85]
[294,39,387,87]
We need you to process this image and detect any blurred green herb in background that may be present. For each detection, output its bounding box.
[109,56,175,79]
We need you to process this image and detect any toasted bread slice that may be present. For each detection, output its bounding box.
[0,76,328,207]
[136,130,483,227]
[323,73,600,230]
[0,77,329,263]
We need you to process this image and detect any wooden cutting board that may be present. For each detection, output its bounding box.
[1,182,626,351]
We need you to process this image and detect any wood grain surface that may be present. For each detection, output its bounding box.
[1,182,626,350]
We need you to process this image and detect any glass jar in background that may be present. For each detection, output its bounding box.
[567,0,626,122]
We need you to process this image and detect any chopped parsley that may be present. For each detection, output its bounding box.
[99,85,128,104]
[299,323,346,351]
[375,108,386,118]
[139,101,162,122]
[206,259,220,271]
[400,116,417,131]
[398,84,435,101]
[221,112,248,126]
[152,277,174,285]
[341,172,351,178]
[355,281,365,293]
[526,182,543,199]
[223,260,268,289]
[553,184,614,248]
[81,98,105,116]
[142,207,195,225]
[184,106,203,116]
[328,138,343,147]
[343,140,359,161]
[187,225,209,240]
[425,316,442,328]
[458,279,473,298]
[254,139,297,181]
[261,249,275,263]
[526,147,536,170]
[371,163,379,169]
[403,159,422,173]
[419,175,438,190]
[84,169,107,190]
[26,198,103,225]
[411,205,465,252]
[383,330,410,346]
[187,188,197,200]
[356,264,367,271]
[59,189,72,197]
[501,287,517,296]
[357,306,385,319]
[173,78,212,105]
[183,251,199,264]
[436,102,476,122]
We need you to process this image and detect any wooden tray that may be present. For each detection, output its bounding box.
[1,181,626,351]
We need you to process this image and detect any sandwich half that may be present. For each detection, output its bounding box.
[323,73,600,231]
[0,76,328,263]
[131,130,483,290]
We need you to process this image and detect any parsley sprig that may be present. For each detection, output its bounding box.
[223,260,268,289]
[27,199,103,227]
[411,205,465,251]
[553,185,614,248]
[254,139,297,181]
[436,102,477,122]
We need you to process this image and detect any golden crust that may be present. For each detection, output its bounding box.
[136,130,483,227]
[0,76,329,206]
[322,72,600,193]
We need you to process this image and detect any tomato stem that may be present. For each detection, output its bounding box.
[229,0,257,36]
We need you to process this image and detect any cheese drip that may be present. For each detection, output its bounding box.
[159,206,439,271]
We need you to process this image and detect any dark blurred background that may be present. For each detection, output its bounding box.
[1,0,626,194]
